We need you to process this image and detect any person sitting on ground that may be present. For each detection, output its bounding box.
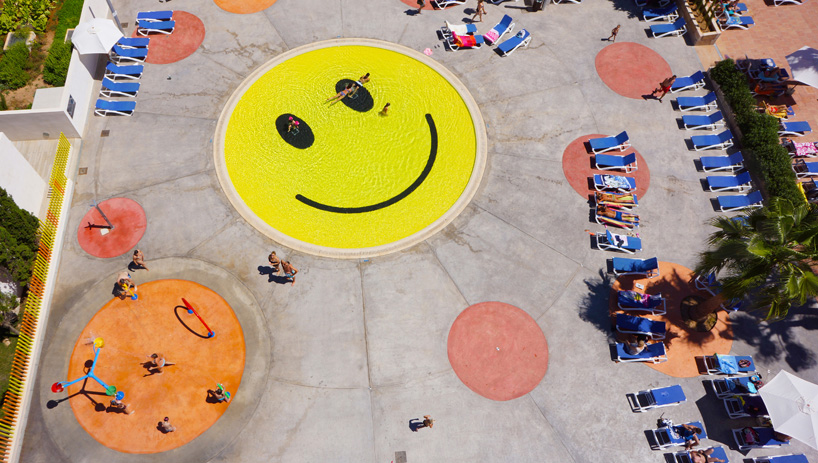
[326,83,354,103]
[208,386,231,402]
[148,353,167,374]
[674,423,702,449]
[691,448,724,463]
[132,249,149,271]
[114,272,137,300]
[110,397,134,415]
[160,417,176,433]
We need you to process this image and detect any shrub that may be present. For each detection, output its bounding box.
[0,188,39,286]
[710,59,802,205]
[42,0,83,86]
[0,0,56,35]
[0,42,30,90]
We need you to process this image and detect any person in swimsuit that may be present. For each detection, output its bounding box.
[114,271,137,300]
[160,417,176,433]
[676,423,702,449]
[281,261,298,286]
[149,353,167,374]
[132,249,148,271]
[471,0,486,22]
[691,448,724,463]
[268,251,281,274]
[652,75,676,102]
[348,73,371,98]
[110,397,135,415]
[326,83,353,103]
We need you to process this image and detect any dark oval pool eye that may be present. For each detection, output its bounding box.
[335,79,374,112]
[276,114,314,149]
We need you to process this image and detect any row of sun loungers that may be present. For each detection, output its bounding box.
[440,15,530,56]
[136,10,175,36]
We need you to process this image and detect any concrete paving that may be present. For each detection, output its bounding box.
[18,0,818,462]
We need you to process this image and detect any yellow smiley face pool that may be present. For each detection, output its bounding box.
[215,40,486,257]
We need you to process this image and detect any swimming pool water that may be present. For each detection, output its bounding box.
[223,45,477,250]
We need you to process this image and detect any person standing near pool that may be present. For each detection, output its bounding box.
[472,0,487,22]
[268,250,281,273]
[281,260,298,285]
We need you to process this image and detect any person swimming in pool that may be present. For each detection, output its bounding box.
[326,83,354,103]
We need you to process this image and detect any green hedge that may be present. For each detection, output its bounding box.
[0,0,56,35]
[0,41,30,90]
[42,0,82,86]
[710,59,802,205]
[0,188,39,285]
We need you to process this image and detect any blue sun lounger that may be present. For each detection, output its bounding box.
[94,99,136,116]
[692,130,734,151]
[105,62,143,80]
[717,191,763,211]
[711,375,760,398]
[616,313,666,340]
[651,421,707,449]
[721,15,755,29]
[793,160,818,178]
[483,14,514,45]
[111,44,148,63]
[752,456,808,463]
[628,384,684,411]
[674,447,729,463]
[724,394,768,418]
[779,120,813,137]
[137,10,173,22]
[594,174,637,193]
[618,290,667,314]
[597,230,642,254]
[651,18,686,37]
[611,257,659,278]
[707,171,752,192]
[733,427,790,450]
[100,77,140,98]
[701,354,756,375]
[677,92,718,112]
[589,131,630,153]
[137,19,175,36]
[595,152,638,173]
[117,37,150,49]
[496,29,530,57]
[671,71,706,93]
[616,342,667,364]
[643,4,679,21]
[683,111,725,130]
[701,152,744,173]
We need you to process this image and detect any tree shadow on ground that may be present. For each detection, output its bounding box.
[606,0,642,19]
[729,303,818,372]
[577,269,616,339]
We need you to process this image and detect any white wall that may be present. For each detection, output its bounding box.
[0,0,115,141]
[0,133,46,215]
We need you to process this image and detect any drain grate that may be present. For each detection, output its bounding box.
[395,451,407,463]
[78,167,88,175]
[121,22,129,29]
[101,130,110,137]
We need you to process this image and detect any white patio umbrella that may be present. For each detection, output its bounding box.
[71,18,123,54]
[785,46,818,89]
[759,370,818,449]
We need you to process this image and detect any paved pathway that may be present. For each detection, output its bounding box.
[18,0,818,462]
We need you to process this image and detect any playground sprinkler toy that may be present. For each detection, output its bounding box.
[51,337,119,398]
[182,298,215,338]
[84,201,114,234]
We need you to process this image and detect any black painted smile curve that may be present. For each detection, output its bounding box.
[295,114,438,214]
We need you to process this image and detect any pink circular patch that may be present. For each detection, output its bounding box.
[132,11,205,65]
[448,302,549,401]
[561,134,651,200]
[595,42,673,99]
[77,198,147,258]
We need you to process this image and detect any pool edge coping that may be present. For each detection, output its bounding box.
[212,38,487,259]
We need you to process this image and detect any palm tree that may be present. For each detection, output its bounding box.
[694,197,818,321]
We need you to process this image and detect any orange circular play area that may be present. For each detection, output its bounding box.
[65,279,245,453]
[562,134,651,200]
[215,0,277,14]
[595,42,672,100]
[133,11,205,65]
[77,198,147,258]
[447,302,549,401]
[610,261,732,378]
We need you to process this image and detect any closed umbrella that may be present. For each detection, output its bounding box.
[71,18,123,54]
[759,370,818,449]
[786,46,818,89]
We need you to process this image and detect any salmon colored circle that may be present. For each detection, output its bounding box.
[595,42,672,99]
[66,280,245,453]
[132,11,205,64]
[215,0,277,14]
[448,302,549,401]
[77,198,147,258]
[610,260,733,378]
[561,134,650,200]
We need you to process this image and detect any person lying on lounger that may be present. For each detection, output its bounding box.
[595,192,636,204]
[761,101,788,119]
[691,449,724,463]
[597,205,639,222]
